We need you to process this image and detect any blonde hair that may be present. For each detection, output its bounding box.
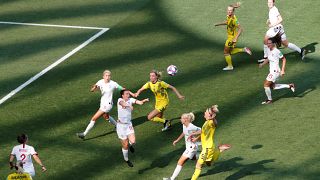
[207,105,219,117]
[103,70,111,76]
[181,112,195,122]
[150,69,162,80]
[229,2,241,11]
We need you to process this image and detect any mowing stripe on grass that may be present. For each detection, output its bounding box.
[0,22,109,105]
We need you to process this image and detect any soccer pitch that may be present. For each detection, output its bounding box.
[1,0,319,179]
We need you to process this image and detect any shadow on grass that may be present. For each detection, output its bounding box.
[83,130,115,141]
[284,42,318,61]
[199,157,275,180]
[138,147,184,174]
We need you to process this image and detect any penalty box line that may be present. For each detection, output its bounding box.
[0,21,109,105]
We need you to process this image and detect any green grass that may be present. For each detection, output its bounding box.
[0,0,319,179]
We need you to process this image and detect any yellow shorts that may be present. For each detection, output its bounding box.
[155,100,168,112]
[197,148,220,165]
[225,36,237,48]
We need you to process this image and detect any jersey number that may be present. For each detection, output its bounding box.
[20,154,26,161]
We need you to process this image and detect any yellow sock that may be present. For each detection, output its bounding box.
[230,48,244,55]
[151,117,166,123]
[224,55,233,67]
[191,168,201,180]
[212,149,221,162]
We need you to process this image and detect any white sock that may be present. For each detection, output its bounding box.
[288,43,301,53]
[274,84,290,90]
[171,165,182,180]
[264,87,272,100]
[83,120,95,136]
[263,44,268,58]
[122,148,129,161]
[108,116,117,126]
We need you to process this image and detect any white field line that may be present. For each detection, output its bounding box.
[0,25,109,105]
[0,21,105,30]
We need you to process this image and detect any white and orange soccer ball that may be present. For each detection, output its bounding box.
[167,65,178,76]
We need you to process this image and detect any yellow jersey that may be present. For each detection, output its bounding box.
[226,15,239,37]
[142,81,169,102]
[7,172,32,180]
[201,120,216,149]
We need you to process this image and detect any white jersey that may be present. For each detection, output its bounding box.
[96,79,121,105]
[183,123,201,149]
[11,144,36,176]
[267,47,283,73]
[117,98,136,124]
[269,6,281,27]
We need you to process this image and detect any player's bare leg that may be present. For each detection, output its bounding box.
[76,110,105,139]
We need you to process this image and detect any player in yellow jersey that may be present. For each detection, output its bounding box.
[134,70,184,131]
[215,2,252,71]
[189,105,231,180]
[7,161,32,180]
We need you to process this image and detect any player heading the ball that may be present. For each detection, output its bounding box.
[117,89,149,167]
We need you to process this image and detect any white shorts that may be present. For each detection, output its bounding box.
[99,102,112,113]
[116,122,134,140]
[266,25,286,41]
[266,71,280,83]
[182,144,198,159]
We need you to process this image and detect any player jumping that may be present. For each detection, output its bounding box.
[260,0,306,63]
[259,38,295,104]
[134,70,184,131]
[117,89,149,167]
[215,2,252,71]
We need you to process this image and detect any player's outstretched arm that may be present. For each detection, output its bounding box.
[135,98,149,105]
[168,85,184,100]
[214,21,227,26]
[133,86,146,97]
[173,132,185,146]
[32,154,46,172]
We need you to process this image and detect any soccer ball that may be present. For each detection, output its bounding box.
[167,65,178,76]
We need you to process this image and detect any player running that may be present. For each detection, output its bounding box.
[9,134,46,178]
[134,70,184,131]
[77,70,130,139]
[117,89,149,167]
[163,112,201,180]
[260,0,306,63]
[215,2,252,71]
[190,105,231,180]
[259,38,295,104]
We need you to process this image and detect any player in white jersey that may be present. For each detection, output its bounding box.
[117,89,149,167]
[163,112,201,180]
[77,70,131,140]
[259,38,295,104]
[260,0,306,62]
[9,134,46,178]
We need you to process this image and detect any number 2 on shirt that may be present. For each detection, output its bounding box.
[20,154,26,161]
